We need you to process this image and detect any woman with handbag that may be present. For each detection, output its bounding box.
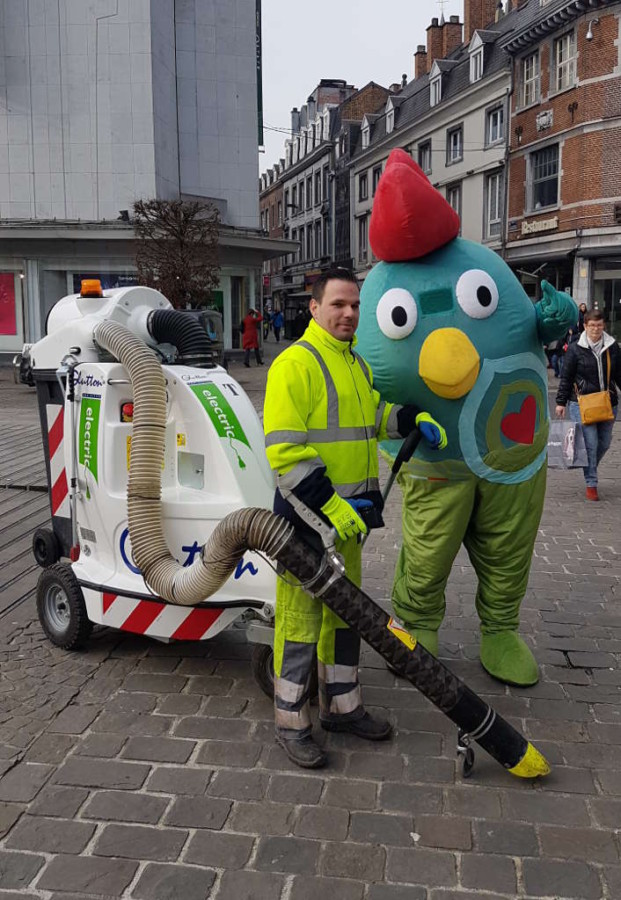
[555,309,620,500]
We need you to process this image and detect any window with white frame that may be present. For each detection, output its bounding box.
[386,109,394,134]
[520,52,540,107]
[323,218,329,257]
[361,123,370,149]
[292,184,297,211]
[447,182,462,220]
[315,220,322,258]
[530,144,559,209]
[486,106,504,145]
[315,170,321,205]
[359,172,369,202]
[291,228,298,262]
[372,165,382,195]
[418,141,432,174]
[430,76,441,107]
[298,226,304,260]
[470,48,484,83]
[278,201,282,225]
[307,226,313,260]
[554,31,576,92]
[446,125,463,164]
[485,171,503,238]
[358,216,368,262]
[306,176,313,209]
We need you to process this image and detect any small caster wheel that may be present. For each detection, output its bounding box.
[36,563,92,650]
[32,527,61,568]
[251,643,319,701]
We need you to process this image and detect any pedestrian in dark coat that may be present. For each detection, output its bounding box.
[241,309,263,367]
[555,309,620,500]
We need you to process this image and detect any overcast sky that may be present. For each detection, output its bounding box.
[260,0,464,168]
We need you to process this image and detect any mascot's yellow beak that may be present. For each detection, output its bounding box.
[419,328,480,399]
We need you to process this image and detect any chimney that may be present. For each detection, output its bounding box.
[426,17,443,69]
[389,82,401,93]
[291,107,300,134]
[414,44,428,78]
[442,15,463,56]
[307,96,316,121]
[464,0,498,43]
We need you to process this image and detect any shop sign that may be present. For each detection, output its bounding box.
[521,216,558,236]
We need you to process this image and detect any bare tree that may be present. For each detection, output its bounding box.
[133,199,220,309]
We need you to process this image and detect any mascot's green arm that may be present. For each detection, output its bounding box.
[535,279,579,343]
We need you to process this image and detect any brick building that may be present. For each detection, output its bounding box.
[259,163,285,309]
[503,0,621,337]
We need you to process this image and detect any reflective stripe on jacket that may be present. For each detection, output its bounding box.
[264,318,400,498]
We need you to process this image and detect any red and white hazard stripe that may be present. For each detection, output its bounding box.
[47,404,70,519]
[82,588,235,641]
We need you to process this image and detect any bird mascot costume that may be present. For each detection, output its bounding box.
[357,149,577,686]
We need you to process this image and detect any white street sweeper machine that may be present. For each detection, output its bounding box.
[19,279,551,780]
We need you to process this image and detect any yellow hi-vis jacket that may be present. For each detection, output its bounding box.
[264,319,402,509]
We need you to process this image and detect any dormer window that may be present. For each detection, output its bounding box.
[470,48,483,83]
[362,123,370,148]
[430,75,441,107]
[385,98,396,134]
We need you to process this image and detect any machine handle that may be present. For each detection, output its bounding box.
[391,427,422,475]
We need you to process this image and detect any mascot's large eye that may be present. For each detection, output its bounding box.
[455,269,499,319]
[376,288,418,340]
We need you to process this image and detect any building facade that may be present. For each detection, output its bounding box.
[0,0,287,356]
[503,0,621,337]
[259,162,285,309]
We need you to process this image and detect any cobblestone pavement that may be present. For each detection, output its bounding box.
[0,345,620,900]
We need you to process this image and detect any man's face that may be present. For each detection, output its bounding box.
[310,279,360,341]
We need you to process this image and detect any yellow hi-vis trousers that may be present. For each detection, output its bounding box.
[273,535,363,738]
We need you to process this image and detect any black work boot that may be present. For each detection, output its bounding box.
[275,734,327,769]
[321,712,393,741]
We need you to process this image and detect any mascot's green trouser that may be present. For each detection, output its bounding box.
[273,536,363,739]
[392,464,546,686]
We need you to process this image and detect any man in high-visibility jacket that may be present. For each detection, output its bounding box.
[264,268,447,768]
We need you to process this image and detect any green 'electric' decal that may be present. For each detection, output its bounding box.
[190,383,250,448]
[78,394,101,484]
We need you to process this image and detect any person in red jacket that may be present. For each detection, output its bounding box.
[241,308,263,367]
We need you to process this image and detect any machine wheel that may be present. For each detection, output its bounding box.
[251,643,319,701]
[36,563,92,650]
[32,528,61,568]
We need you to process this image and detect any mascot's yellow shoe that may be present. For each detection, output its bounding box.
[480,632,539,686]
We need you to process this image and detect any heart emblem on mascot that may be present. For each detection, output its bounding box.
[500,396,537,445]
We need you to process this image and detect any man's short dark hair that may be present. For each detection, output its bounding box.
[584,309,605,324]
[311,267,359,302]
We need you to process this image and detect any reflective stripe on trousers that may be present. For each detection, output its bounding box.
[273,535,363,738]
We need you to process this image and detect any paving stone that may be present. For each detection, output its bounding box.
[207,769,268,801]
[596,769,621,795]
[36,854,138,894]
[368,886,426,900]
[147,766,212,796]
[27,786,89,819]
[24,733,76,764]
[349,811,414,846]
[346,752,405,781]
[227,800,294,835]
[321,778,377,809]
[522,858,603,899]
[186,675,234,695]
[122,673,188,693]
[295,805,349,840]
[164,796,231,829]
[156,693,203,716]
[321,841,386,881]
[268,774,324,805]
[0,893,39,899]
[0,850,45,889]
[0,763,53,801]
[539,825,619,863]
[185,830,254,867]
[0,801,23,837]
[590,797,621,827]
[404,755,455,784]
[53,757,150,790]
[567,651,616,668]
[203,696,248,717]
[196,739,261,768]
[254,835,321,874]
[460,853,517,893]
[132,862,216,900]
[122,736,195,763]
[428,893,506,900]
[5,815,95,854]
[83,790,169,824]
[502,790,591,825]
[539,765,597,794]
[214,870,285,900]
[444,785,502,819]
[135,656,181,673]
[94,823,187,861]
[73,733,127,758]
[380,782,443,815]
[92,709,174,736]
[174,717,252,741]
[602,865,621,899]
[290,875,365,900]
[473,819,538,855]
[385,846,457,887]
[48,705,99,734]
[415,814,472,850]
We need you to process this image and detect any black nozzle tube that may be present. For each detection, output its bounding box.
[149,309,215,367]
